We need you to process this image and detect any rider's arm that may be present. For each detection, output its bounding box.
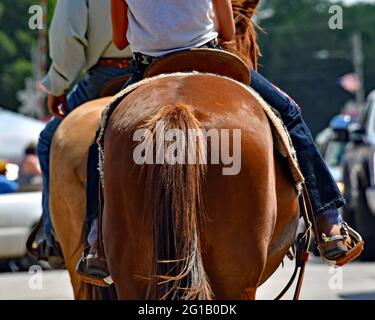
[212,0,236,42]
[39,0,89,96]
[111,0,129,50]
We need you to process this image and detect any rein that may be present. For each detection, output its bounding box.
[274,184,315,300]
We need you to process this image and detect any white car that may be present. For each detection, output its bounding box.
[0,191,42,260]
[0,108,45,163]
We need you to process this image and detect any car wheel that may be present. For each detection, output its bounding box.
[354,183,375,261]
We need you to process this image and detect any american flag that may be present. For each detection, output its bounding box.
[339,73,361,93]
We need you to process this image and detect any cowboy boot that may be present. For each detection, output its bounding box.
[315,211,364,266]
[26,217,65,269]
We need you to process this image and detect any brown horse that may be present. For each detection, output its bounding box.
[50,0,299,299]
[50,98,113,299]
[101,73,299,300]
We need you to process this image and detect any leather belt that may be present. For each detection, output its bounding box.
[133,38,221,66]
[97,58,132,70]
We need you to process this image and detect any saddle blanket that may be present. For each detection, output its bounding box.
[97,72,305,191]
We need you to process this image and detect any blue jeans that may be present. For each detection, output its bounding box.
[38,66,130,246]
[250,70,345,215]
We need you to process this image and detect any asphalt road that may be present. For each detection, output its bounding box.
[257,257,375,300]
[0,257,374,300]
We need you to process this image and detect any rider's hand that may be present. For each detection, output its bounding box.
[48,95,68,119]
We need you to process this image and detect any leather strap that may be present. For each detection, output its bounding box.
[97,58,132,70]
[97,175,106,263]
[275,184,313,300]
[302,184,319,241]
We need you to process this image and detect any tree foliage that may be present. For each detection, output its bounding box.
[258,0,375,134]
[0,0,56,112]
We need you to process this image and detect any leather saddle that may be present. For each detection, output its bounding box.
[144,48,250,84]
[99,49,250,97]
[100,74,131,98]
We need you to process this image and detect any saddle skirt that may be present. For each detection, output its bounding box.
[97,72,304,191]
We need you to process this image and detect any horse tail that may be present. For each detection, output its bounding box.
[140,103,213,300]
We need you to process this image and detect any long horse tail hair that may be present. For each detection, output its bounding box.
[140,103,213,300]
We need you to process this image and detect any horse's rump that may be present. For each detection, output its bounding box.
[102,73,299,299]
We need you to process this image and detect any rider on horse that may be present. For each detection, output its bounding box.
[76,0,363,282]
[27,0,132,263]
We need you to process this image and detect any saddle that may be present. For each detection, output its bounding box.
[99,49,250,98]
[100,74,131,98]
[144,48,250,84]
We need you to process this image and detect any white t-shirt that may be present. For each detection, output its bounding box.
[126,0,218,57]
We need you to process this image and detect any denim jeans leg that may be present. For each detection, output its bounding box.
[38,66,131,244]
[249,70,345,216]
[38,117,61,245]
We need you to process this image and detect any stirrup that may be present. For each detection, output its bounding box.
[76,247,113,287]
[77,271,114,288]
[317,223,364,267]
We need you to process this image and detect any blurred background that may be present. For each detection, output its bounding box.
[0,0,375,299]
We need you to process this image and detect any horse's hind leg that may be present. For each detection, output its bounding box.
[201,142,278,300]
[243,288,257,300]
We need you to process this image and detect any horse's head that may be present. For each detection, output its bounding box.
[220,0,261,70]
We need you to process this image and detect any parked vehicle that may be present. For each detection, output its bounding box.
[342,90,375,260]
[323,115,356,194]
[0,108,45,163]
[0,191,42,270]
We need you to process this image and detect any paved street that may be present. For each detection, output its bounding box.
[0,269,74,300]
[257,257,375,300]
[0,257,374,300]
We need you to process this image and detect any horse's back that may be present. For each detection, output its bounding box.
[52,97,110,171]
